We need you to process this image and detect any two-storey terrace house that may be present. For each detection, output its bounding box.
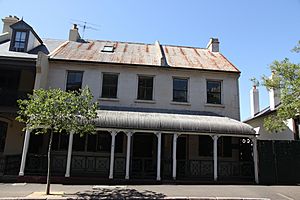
[15,24,258,184]
[0,16,63,179]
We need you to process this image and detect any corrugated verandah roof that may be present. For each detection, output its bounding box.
[50,40,240,73]
[94,110,256,135]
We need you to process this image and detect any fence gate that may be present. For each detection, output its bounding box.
[258,140,300,184]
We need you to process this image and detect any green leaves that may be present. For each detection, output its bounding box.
[261,46,300,132]
[16,87,98,136]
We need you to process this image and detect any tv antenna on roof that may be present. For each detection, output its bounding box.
[70,19,101,39]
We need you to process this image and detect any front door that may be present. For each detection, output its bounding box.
[131,133,157,179]
[177,136,187,178]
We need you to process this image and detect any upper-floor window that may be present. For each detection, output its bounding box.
[66,71,83,92]
[207,80,221,104]
[137,76,154,100]
[173,78,188,102]
[101,73,118,98]
[13,31,27,52]
[0,121,8,152]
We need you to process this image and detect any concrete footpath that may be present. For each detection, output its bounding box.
[0,183,299,199]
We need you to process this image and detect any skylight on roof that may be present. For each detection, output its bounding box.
[102,45,114,52]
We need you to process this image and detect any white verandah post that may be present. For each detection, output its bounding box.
[155,132,162,181]
[19,128,31,176]
[172,133,178,180]
[65,131,74,177]
[212,135,219,181]
[125,131,133,180]
[109,130,118,179]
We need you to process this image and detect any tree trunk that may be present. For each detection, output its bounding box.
[46,129,54,195]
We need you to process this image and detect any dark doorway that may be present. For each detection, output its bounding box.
[177,136,187,178]
[161,134,173,179]
[131,133,157,179]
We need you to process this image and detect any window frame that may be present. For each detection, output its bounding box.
[65,70,84,92]
[172,77,189,103]
[137,75,154,101]
[206,80,222,104]
[10,30,29,52]
[101,73,119,99]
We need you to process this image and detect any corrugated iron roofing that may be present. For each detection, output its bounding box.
[94,110,255,135]
[50,40,240,73]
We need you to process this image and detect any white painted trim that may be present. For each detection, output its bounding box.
[172,133,178,180]
[109,130,118,179]
[212,135,219,181]
[94,128,256,138]
[19,128,31,176]
[65,131,74,177]
[125,131,133,179]
[155,132,162,181]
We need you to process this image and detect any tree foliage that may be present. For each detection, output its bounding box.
[17,87,97,135]
[16,87,97,194]
[262,43,300,132]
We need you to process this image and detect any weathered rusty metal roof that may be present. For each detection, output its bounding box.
[50,40,240,73]
[94,110,256,135]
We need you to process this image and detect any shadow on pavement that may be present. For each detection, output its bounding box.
[65,187,166,199]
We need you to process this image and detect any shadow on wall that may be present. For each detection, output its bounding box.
[65,187,166,199]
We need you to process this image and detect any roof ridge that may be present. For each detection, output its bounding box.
[83,39,209,49]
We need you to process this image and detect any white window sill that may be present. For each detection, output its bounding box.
[98,97,120,102]
[205,103,225,108]
[170,101,191,106]
[134,99,156,104]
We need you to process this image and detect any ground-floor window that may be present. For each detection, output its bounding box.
[28,131,45,154]
[198,135,232,158]
[198,135,213,156]
[53,131,124,153]
[218,137,232,157]
[0,121,8,152]
[52,131,68,151]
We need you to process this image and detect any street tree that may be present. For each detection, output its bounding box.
[16,87,97,195]
[262,41,300,132]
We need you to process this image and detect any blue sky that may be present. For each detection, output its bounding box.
[1,0,300,120]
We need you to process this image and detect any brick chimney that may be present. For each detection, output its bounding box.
[250,85,260,117]
[2,15,19,36]
[69,24,81,42]
[206,38,219,52]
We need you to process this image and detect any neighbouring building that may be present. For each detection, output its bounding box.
[244,84,300,184]
[0,16,63,177]
[244,83,299,141]
[0,17,259,184]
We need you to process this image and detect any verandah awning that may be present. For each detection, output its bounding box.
[94,110,256,136]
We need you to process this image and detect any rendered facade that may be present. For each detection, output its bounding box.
[0,16,258,183]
